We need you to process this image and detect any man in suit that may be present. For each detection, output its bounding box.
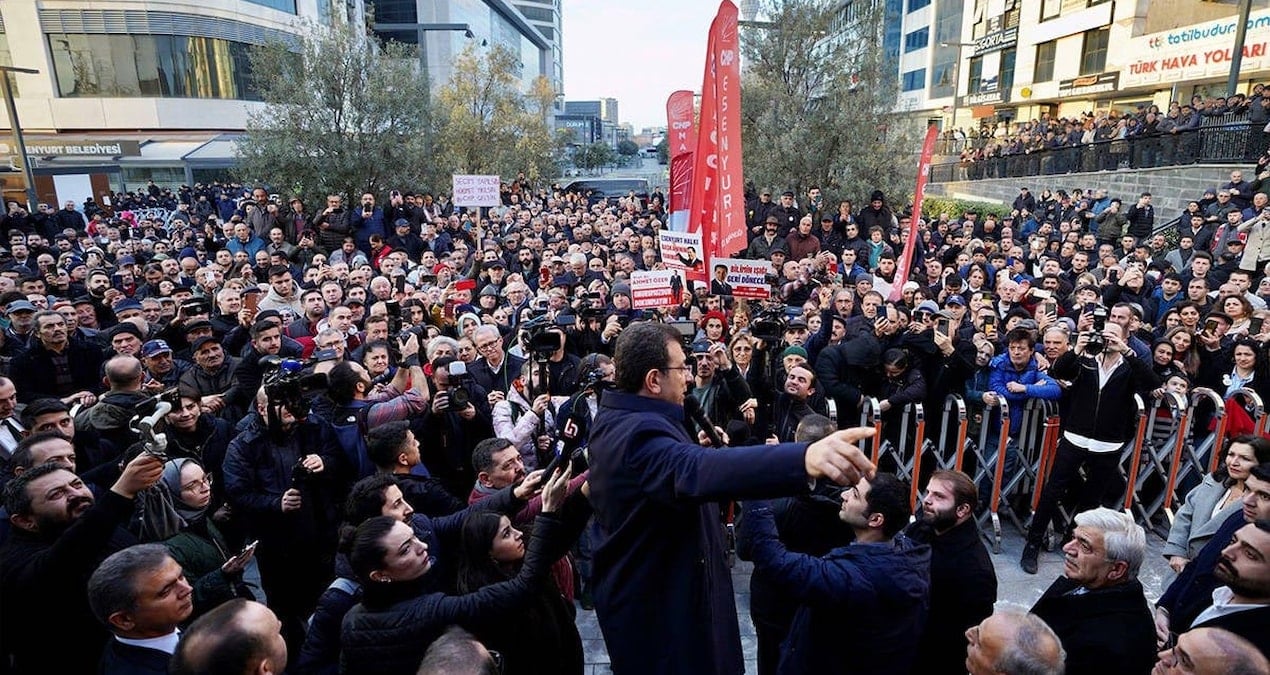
[1177,520,1270,658]
[711,264,734,296]
[88,544,194,674]
[1157,463,1270,642]
[1029,507,1158,675]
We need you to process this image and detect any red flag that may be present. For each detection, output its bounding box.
[666,90,696,230]
[889,123,940,302]
[688,0,745,260]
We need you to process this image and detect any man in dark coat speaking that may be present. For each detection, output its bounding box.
[587,322,876,675]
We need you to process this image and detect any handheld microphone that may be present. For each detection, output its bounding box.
[684,394,726,448]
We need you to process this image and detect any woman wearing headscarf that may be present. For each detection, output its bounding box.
[160,457,265,617]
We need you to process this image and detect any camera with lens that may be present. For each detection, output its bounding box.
[521,315,564,361]
[444,361,472,411]
[1085,305,1109,355]
[261,356,328,418]
[750,307,788,343]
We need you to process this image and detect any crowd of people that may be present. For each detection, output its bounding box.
[941,91,1270,179]
[0,160,1266,675]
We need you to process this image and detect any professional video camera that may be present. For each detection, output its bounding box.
[750,306,788,343]
[521,314,565,361]
[260,355,328,424]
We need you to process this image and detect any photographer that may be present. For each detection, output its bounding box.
[1021,318,1159,574]
[322,332,429,429]
[222,386,347,652]
[418,355,495,498]
[493,359,569,470]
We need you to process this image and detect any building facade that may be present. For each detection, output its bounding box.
[894,0,1270,135]
[511,0,563,107]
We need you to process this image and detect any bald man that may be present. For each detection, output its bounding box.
[965,607,1065,675]
[1153,627,1269,675]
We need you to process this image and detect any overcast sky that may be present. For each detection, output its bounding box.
[561,1,724,131]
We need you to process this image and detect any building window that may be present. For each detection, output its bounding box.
[967,56,983,94]
[1040,0,1062,21]
[903,27,928,52]
[1000,47,1016,92]
[908,0,931,10]
[47,33,260,100]
[902,68,926,92]
[244,0,296,13]
[1033,40,1056,82]
[929,60,955,98]
[1080,27,1109,75]
[519,6,555,22]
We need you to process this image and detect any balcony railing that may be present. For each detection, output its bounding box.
[929,112,1266,183]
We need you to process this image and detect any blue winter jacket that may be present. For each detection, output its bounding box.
[739,502,931,675]
[987,353,1061,436]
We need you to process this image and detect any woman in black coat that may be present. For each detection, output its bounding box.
[338,469,578,675]
[455,501,592,675]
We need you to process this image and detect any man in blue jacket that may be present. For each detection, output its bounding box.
[981,328,1062,505]
[588,322,876,675]
[737,472,931,674]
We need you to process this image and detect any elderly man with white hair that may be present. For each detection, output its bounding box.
[964,606,1065,675]
[1029,507,1157,675]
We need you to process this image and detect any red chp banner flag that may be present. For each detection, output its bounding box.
[688,0,745,260]
[889,123,940,302]
[666,90,697,232]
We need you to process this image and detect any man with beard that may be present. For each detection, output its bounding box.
[1178,521,1270,656]
[0,453,165,673]
[763,365,825,444]
[907,470,998,675]
[737,472,930,674]
[1156,461,1270,644]
[738,414,855,675]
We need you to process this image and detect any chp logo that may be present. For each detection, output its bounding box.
[669,93,693,120]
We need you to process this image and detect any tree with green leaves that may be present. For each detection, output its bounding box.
[431,44,564,185]
[236,21,433,205]
[574,143,617,172]
[656,138,669,165]
[740,0,918,206]
[616,140,640,156]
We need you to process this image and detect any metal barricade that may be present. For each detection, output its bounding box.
[1163,388,1226,512]
[939,394,970,473]
[1232,387,1266,439]
[1118,395,1151,520]
[992,399,1059,538]
[1127,392,1189,535]
[870,403,927,509]
[859,397,884,465]
[968,398,1011,554]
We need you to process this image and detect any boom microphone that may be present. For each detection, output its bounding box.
[684,394,726,448]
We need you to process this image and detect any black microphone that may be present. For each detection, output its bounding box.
[684,394,726,448]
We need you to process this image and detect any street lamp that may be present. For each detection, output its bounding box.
[0,65,40,212]
[372,22,474,75]
[939,41,976,134]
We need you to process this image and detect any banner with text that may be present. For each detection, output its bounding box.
[630,269,687,309]
[658,230,707,281]
[711,257,774,299]
[667,90,697,232]
[688,0,745,260]
[452,175,501,207]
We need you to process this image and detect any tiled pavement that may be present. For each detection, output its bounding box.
[573,526,1174,674]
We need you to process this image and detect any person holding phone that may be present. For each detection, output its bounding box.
[417,356,495,498]
[159,458,265,615]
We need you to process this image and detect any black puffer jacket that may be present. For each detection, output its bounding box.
[339,514,564,675]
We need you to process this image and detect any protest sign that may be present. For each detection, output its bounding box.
[630,269,687,309]
[451,175,501,207]
[710,257,774,299]
[658,230,707,281]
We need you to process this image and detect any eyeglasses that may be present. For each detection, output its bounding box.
[475,340,501,353]
[181,475,213,493]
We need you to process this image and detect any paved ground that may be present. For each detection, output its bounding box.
[573,523,1174,674]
